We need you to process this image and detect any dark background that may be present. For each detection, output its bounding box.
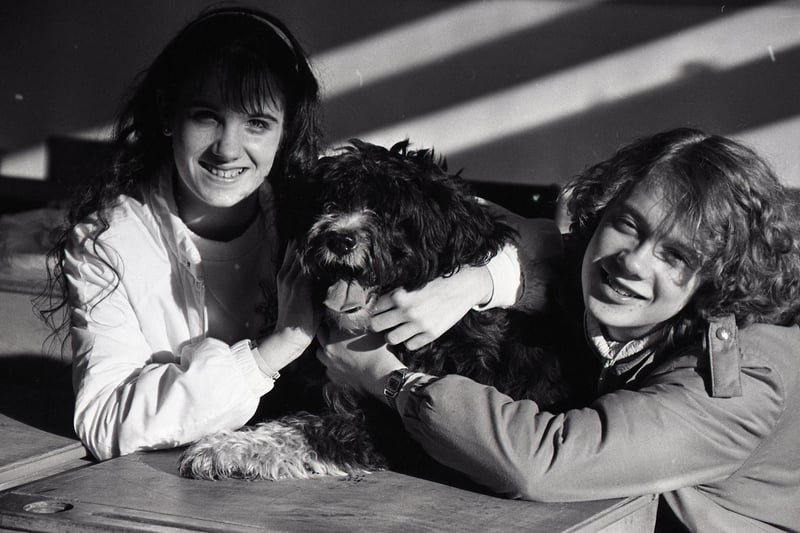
[1,1,798,191]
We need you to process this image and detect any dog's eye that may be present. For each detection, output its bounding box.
[323,201,339,213]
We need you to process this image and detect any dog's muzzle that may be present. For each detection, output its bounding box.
[323,280,376,331]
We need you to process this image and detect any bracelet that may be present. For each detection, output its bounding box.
[233,339,280,381]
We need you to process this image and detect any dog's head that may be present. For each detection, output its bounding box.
[298,139,515,332]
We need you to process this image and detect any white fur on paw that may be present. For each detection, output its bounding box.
[179,421,357,481]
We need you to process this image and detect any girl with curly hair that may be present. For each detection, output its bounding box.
[318,128,800,531]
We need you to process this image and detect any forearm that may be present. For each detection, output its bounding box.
[73,329,268,460]
[396,371,774,502]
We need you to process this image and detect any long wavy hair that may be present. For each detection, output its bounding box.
[562,127,800,347]
[39,6,323,347]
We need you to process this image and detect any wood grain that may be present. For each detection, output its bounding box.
[0,448,656,532]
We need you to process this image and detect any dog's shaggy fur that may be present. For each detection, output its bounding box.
[178,140,574,481]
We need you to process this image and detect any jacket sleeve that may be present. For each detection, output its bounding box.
[398,356,783,502]
[65,227,273,461]
[478,198,564,314]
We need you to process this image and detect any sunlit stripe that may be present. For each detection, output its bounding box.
[0,146,48,180]
[314,0,600,98]
[0,125,113,179]
[0,1,597,179]
[347,1,800,156]
[737,116,800,188]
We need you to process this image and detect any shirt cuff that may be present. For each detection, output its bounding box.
[395,371,439,416]
[229,339,275,397]
[473,242,522,310]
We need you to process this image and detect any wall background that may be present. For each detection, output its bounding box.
[1,0,798,188]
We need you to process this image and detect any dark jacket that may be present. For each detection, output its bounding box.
[398,218,800,532]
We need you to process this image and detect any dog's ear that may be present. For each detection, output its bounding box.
[424,175,517,275]
[381,143,517,283]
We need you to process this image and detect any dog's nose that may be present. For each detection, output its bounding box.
[326,232,358,256]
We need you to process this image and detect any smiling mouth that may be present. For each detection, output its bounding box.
[602,269,646,300]
[200,162,246,179]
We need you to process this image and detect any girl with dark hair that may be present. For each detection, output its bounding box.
[44,6,518,462]
[318,128,800,531]
[42,6,325,461]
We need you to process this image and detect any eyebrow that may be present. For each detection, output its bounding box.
[187,99,282,121]
[618,200,695,255]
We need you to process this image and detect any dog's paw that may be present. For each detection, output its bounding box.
[178,420,364,481]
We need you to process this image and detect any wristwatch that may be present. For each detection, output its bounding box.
[383,367,411,410]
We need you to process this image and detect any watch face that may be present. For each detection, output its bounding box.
[384,369,407,398]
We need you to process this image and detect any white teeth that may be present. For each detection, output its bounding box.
[610,280,636,298]
[604,271,640,299]
[203,164,245,179]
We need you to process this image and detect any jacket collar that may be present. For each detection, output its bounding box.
[144,165,277,280]
[584,312,743,398]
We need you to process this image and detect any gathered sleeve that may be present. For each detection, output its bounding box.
[65,223,273,461]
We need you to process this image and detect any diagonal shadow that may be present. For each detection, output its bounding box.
[323,0,773,140]
[0,354,75,438]
[450,44,800,185]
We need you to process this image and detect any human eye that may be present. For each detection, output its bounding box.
[189,108,217,124]
[610,214,638,235]
[662,247,687,266]
[246,117,274,133]
[659,244,699,272]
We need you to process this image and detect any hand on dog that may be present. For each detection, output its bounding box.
[369,265,493,350]
[316,326,405,402]
[257,242,322,372]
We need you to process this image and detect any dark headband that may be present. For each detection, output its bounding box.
[187,9,300,70]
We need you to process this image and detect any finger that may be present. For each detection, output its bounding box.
[371,292,399,314]
[404,333,435,351]
[385,323,422,346]
[369,308,407,332]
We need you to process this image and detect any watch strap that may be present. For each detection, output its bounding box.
[383,367,410,409]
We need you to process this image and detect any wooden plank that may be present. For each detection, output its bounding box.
[0,414,88,491]
[0,449,655,532]
[0,415,78,468]
[0,360,87,491]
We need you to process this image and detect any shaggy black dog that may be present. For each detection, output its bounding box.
[178,140,574,481]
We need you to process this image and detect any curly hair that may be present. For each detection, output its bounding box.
[562,127,800,341]
[38,6,323,346]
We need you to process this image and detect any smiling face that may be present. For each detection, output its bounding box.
[169,74,285,219]
[581,178,702,342]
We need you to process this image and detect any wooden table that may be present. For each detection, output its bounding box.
[0,413,88,492]
[0,349,89,493]
[0,448,656,532]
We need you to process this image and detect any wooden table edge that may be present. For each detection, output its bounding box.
[0,442,89,492]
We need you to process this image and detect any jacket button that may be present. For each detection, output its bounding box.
[716,328,731,341]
